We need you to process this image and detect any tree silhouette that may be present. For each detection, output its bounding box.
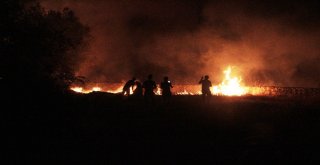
[0,0,90,94]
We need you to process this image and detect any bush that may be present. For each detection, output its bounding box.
[0,0,90,95]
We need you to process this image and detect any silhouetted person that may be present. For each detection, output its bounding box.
[199,75,212,102]
[122,77,136,96]
[160,76,173,104]
[142,74,157,104]
[132,81,143,98]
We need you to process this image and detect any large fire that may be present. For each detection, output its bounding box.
[70,66,250,96]
[212,66,247,96]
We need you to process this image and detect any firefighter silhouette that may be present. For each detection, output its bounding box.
[160,76,173,104]
[199,75,212,102]
[142,74,157,104]
[122,77,136,96]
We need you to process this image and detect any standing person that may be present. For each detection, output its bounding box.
[122,77,136,96]
[199,75,212,102]
[160,76,173,104]
[142,74,157,104]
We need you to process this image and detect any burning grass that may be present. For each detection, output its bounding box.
[70,66,320,97]
[70,66,250,96]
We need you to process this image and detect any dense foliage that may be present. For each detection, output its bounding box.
[0,0,89,94]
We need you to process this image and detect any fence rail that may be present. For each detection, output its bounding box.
[248,86,320,97]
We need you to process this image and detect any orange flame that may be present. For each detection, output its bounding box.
[70,87,84,93]
[212,66,247,96]
[70,66,251,96]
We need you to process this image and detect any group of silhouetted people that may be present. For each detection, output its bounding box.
[122,74,173,104]
[122,74,212,104]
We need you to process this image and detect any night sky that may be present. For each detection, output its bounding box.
[42,0,320,87]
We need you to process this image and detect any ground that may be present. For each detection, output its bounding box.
[3,91,320,164]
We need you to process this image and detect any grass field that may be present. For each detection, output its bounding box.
[4,92,320,164]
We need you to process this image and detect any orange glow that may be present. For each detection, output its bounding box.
[92,87,101,92]
[70,83,124,94]
[176,89,194,95]
[69,67,263,96]
[212,66,247,96]
[71,86,103,94]
[70,87,84,93]
[105,85,123,94]
[70,83,134,95]
[155,87,161,95]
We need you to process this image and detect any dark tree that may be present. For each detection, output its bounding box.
[0,0,90,95]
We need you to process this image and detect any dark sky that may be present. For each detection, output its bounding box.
[42,0,320,87]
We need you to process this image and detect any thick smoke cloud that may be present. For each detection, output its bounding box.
[42,0,320,87]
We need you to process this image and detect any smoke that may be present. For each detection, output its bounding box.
[41,0,320,87]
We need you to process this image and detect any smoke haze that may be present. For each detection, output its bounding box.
[41,0,320,87]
